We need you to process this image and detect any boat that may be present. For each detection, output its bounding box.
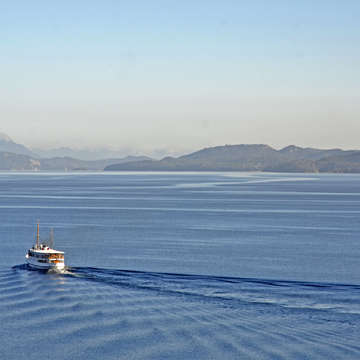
[25,223,65,270]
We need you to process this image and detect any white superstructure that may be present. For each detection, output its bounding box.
[25,223,65,270]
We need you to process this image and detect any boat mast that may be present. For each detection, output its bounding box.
[49,228,54,248]
[36,222,40,249]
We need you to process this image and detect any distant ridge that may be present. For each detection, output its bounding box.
[0,152,152,171]
[0,132,152,171]
[1,133,360,173]
[278,145,344,160]
[32,147,150,161]
[0,132,37,157]
[104,144,360,173]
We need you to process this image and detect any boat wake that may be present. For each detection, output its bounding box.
[65,266,360,315]
[3,265,360,359]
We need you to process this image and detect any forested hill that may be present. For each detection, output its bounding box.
[2,143,360,173]
[104,144,360,173]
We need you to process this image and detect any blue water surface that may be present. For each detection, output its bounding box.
[0,172,359,359]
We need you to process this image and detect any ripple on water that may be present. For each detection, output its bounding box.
[0,265,359,360]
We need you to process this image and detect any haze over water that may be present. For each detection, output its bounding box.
[2,1,360,153]
[0,172,360,359]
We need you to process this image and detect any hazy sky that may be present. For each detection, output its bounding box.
[1,0,359,154]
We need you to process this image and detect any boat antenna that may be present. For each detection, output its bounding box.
[36,221,40,249]
[49,228,54,248]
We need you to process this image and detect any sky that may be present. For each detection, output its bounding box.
[1,0,359,155]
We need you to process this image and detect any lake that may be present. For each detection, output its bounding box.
[0,172,359,359]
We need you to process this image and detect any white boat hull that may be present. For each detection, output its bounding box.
[26,256,65,270]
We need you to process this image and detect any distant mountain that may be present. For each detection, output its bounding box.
[0,152,152,171]
[0,132,37,157]
[104,144,288,171]
[279,145,344,160]
[0,133,152,170]
[316,151,360,173]
[104,144,360,173]
[105,145,287,171]
[2,140,360,173]
[0,152,40,170]
[39,155,151,171]
[33,147,150,161]
[180,144,285,169]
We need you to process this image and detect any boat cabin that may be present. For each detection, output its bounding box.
[27,245,65,265]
